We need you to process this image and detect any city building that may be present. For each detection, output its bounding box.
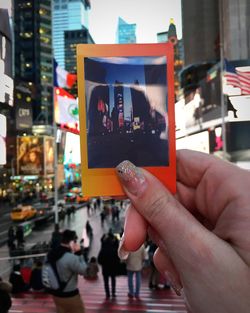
[53,0,90,69]
[157,19,184,100]
[116,17,136,44]
[14,0,53,126]
[64,27,94,73]
[177,0,250,167]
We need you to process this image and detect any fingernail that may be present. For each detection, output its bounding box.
[116,160,146,196]
[165,271,183,296]
[118,235,129,260]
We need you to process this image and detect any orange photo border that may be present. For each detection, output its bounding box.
[77,43,176,197]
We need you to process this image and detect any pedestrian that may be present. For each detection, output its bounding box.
[16,226,24,248]
[147,241,159,289]
[30,260,44,292]
[50,224,62,250]
[7,226,16,249]
[85,220,93,239]
[84,257,99,280]
[125,244,147,299]
[100,209,106,226]
[47,229,87,313]
[111,200,120,222]
[9,264,29,294]
[97,229,120,299]
[0,277,12,313]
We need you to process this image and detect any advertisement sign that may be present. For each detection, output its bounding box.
[176,131,210,154]
[0,114,6,165]
[17,136,44,175]
[15,103,33,130]
[0,9,13,106]
[64,132,81,165]
[184,64,221,129]
[227,95,250,122]
[44,137,54,175]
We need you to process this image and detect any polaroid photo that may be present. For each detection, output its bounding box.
[77,43,176,197]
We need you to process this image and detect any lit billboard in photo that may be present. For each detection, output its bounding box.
[176,131,210,154]
[64,132,81,165]
[17,136,44,176]
[0,9,13,106]
[0,114,6,165]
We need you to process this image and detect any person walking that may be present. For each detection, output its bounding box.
[98,230,120,299]
[47,229,87,313]
[50,224,62,250]
[125,244,146,299]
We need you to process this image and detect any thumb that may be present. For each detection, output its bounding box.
[116,160,218,275]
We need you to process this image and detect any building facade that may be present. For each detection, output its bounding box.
[53,0,90,68]
[14,0,53,126]
[116,17,136,44]
[64,27,94,73]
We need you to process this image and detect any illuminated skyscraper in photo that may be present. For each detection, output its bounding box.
[116,17,136,44]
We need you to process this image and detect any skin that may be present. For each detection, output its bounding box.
[118,149,250,313]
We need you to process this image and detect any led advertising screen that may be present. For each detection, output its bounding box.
[0,114,6,165]
[17,136,55,176]
[64,132,81,165]
[0,9,13,106]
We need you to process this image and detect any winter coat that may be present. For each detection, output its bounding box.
[47,245,87,296]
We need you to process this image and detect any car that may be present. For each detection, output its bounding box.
[64,192,77,203]
[69,187,81,194]
[33,203,54,221]
[76,193,89,203]
[10,205,37,222]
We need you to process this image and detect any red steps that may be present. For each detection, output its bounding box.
[11,275,187,313]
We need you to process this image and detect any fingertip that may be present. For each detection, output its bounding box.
[123,205,147,251]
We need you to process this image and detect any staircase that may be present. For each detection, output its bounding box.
[11,274,187,313]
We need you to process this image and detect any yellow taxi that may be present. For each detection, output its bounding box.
[10,205,37,222]
[76,193,89,203]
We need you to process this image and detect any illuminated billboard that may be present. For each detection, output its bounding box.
[17,136,55,176]
[64,132,81,165]
[44,137,54,175]
[0,9,13,106]
[0,114,6,165]
[176,131,210,154]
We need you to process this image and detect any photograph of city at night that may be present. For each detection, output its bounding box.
[84,56,169,168]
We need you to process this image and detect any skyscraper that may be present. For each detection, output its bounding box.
[53,0,90,68]
[14,0,53,126]
[64,27,94,73]
[116,17,136,44]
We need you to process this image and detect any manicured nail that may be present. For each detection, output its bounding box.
[118,235,129,260]
[165,271,183,296]
[116,161,146,196]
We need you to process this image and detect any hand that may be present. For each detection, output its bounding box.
[116,149,250,313]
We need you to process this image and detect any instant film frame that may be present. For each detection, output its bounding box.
[77,43,176,197]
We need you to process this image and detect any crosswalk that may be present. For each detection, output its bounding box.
[11,274,187,313]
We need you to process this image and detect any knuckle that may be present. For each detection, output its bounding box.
[144,192,172,225]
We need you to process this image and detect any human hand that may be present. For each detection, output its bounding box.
[116,149,250,313]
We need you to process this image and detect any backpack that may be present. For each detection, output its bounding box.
[42,260,71,292]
